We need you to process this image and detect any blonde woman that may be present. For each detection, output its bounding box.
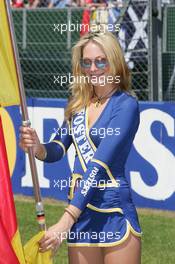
[19,31,142,264]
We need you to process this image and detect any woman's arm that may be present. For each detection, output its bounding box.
[43,120,72,163]
[19,119,72,163]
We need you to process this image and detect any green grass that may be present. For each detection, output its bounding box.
[15,198,175,264]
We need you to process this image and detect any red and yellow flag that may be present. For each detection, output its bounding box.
[0,0,20,107]
[0,115,52,263]
[0,1,23,259]
[0,116,26,263]
[0,1,24,260]
[0,2,53,263]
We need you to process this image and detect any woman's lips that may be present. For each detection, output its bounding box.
[89,73,105,78]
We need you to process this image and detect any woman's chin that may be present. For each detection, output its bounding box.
[90,78,106,87]
[90,82,106,87]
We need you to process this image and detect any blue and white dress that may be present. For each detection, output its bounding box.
[43,90,142,247]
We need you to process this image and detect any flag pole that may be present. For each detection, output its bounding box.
[4,0,46,231]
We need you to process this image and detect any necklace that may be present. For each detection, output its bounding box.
[93,87,117,108]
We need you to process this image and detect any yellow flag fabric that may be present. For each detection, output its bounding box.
[0,1,20,107]
[12,229,26,264]
[12,230,53,264]
[24,231,53,264]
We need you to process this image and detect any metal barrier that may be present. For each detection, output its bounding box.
[12,1,151,100]
[163,4,175,100]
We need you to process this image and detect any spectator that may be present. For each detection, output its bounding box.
[107,0,122,32]
[90,0,108,32]
[29,0,49,8]
[80,0,93,36]
[71,0,78,6]
[11,0,24,7]
[48,0,71,8]
[80,0,107,36]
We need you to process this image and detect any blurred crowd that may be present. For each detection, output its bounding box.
[10,0,124,37]
[10,0,175,9]
[10,0,123,9]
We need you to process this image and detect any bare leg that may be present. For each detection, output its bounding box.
[103,233,141,264]
[68,246,104,264]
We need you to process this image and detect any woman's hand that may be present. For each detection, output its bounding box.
[38,211,75,254]
[39,205,81,253]
[19,126,46,160]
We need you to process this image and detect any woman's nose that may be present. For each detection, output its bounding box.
[89,61,98,72]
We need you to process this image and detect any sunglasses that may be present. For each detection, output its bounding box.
[80,58,108,69]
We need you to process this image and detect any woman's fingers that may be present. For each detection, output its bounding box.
[19,126,34,134]
[19,126,39,152]
[20,137,37,145]
[39,238,53,251]
[19,137,36,148]
[20,127,37,139]
[20,132,35,140]
[39,233,61,252]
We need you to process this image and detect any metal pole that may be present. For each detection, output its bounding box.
[150,0,163,101]
[157,0,163,101]
[22,8,27,50]
[67,7,71,50]
[5,0,46,231]
[148,0,153,101]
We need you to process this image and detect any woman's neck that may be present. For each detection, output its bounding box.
[93,83,118,98]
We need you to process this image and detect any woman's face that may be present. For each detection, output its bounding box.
[81,41,110,87]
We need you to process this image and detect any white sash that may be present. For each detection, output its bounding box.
[71,108,95,172]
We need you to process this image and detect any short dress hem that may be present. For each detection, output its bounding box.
[67,219,142,247]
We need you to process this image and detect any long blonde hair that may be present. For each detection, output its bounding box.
[65,31,131,121]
